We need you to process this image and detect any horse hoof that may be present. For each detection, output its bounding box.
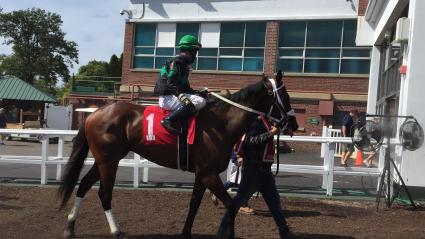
[63,221,76,238]
[217,228,234,239]
[114,231,127,239]
[63,229,75,239]
[181,232,192,239]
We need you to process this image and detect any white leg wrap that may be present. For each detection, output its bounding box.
[105,209,120,235]
[67,197,83,222]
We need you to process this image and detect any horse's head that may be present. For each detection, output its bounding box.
[261,70,298,134]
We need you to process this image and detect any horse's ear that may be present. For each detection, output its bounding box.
[225,89,231,98]
[261,73,268,82]
[275,70,283,83]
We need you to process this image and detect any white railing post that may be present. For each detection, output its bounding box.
[41,136,49,185]
[142,159,149,183]
[56,136,64,181]
[320,125,328,158]
[133,153,141,188]
[322,142,330,189]
[326,142,336,197]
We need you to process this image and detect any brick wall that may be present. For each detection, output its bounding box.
[358,0,369,16]
[285,76,369,93]
[124,70,368,94]
[122,22,134,85]
[264,21,279,77]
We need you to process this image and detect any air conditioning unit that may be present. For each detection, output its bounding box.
[393,17,410,43]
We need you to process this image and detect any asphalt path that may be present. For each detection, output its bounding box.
[0,140,378,198]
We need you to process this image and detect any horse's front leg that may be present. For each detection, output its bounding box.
[182,176,206,239]
[182,173,234,239]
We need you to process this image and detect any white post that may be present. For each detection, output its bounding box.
[142,159,149,183]
[377,145,386,191]
[56,136,64,181]
[41,136,49,185]
[326,143,336,197]
[226,159,233,182]
[133,153,141,188]
[322,142,330,189]
[378,144,386,171]
[320,125,328,158]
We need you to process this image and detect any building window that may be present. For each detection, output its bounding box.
[218,22,265,71]
[278,20,371,75]
[133,23,156,69]
[133,22,266,72]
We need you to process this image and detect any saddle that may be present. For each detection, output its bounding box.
[142,106,196,171]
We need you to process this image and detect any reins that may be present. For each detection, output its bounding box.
[210,92,267,116]
[209,79,286,124]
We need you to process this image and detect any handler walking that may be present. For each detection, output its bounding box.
[219,115,295,239]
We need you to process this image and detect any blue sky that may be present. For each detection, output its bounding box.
[0,0,129,74]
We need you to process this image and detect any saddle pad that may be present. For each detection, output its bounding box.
[142,106,196,145]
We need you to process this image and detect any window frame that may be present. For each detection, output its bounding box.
[278,20,371,75]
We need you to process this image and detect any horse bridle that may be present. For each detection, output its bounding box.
[263,78,295,129]
[210,78,293,128]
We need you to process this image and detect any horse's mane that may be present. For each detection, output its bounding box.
[208,80,265,110]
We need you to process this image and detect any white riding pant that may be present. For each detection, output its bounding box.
[159,94,206,111]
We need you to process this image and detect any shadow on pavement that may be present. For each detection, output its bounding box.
[295,233,354,239]
[254,209,323,218]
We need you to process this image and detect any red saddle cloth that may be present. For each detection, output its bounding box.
[142,106,196,145]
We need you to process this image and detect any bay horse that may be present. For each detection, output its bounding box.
[58,70,296,239]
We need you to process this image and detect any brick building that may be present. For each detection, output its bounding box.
[118,0,370,136]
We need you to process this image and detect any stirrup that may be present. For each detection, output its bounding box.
[161,119,181,135]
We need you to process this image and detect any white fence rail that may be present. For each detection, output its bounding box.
[0,129,384,196]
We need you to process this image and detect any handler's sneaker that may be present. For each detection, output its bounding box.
[239,206,255,215]
[211,194,218,206]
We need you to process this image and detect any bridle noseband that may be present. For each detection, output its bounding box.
[263,78,293,129]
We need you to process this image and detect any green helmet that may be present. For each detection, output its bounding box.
[178,35,202,51]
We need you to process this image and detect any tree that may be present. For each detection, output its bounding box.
[77,60,109,77]
[107,54,121,77]
[0,8,78,89]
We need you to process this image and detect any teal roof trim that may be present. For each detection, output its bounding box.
[0,75,57,103]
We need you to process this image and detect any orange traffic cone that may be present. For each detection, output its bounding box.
[355,150,363,166]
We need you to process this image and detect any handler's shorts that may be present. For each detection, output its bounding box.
[341,143,354,153]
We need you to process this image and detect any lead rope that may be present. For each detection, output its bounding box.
[275,133,280,176]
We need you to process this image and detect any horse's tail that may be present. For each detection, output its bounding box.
[58,125,89,210]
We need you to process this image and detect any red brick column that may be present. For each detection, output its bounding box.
[263,21,279,77]
[358,0,369,16]
[122,22,134,85]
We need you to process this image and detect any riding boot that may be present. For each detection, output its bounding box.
[161,104,191,135]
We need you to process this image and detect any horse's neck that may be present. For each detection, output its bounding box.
[222,93,266,144]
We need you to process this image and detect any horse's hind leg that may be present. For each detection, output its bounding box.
[97,162,124,238]
[64,164,99,238]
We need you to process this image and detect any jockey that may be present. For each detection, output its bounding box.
[154,34,207,134]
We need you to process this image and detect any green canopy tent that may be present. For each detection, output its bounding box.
[0,75,56,128]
